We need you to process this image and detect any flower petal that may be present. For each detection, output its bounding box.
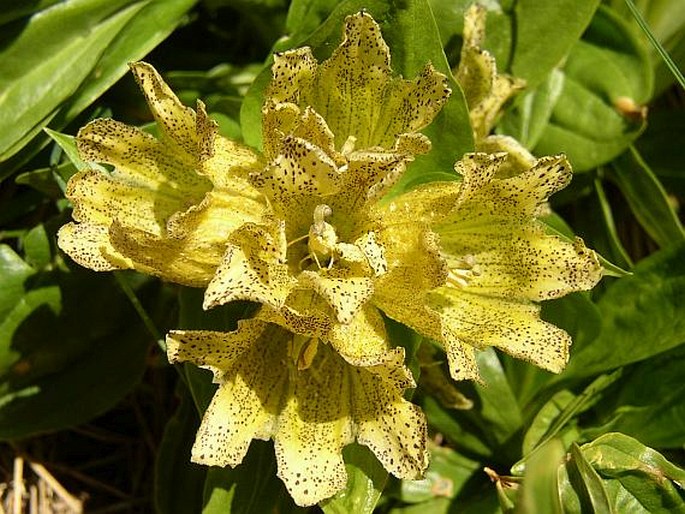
[298,268,374,324]
[326,305,390,366]
[428,288,571,373]
[129,61,197,156]
[372,225,481,381]
[204,222,295,310]
[438,154,602,301]
[170,322,426,507]
[168,323,287,468]
[252,135,341,205]
[196,100,266,194]
[353,347,428,479]
[57,222,133,271]
[74,119,209,232]
[274,347,353,506]
[166,320,267,380]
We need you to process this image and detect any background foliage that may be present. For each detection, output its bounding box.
[0,0,683,512]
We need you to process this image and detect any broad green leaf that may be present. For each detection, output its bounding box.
[513,0,600,86]
[0,1,64,25]
[559,443,618,514]
[320,445,388,514]
[44,128,89,172]
[0,245,35,322]
[522,390,577,456]
[0,0,145,164]
[516,439,564,514]
[0,260,150,439]
[580,433,685,513]
[594,345,685,448]
[461,349,523,457]
[531,6,653,171]
[155,383,207,514]
[610,146,685,248]
[499,69,565,149]
[514,372,621,474]
[559,241,685,381]
[15,161,76,198]
[21,223,51,270]
[0,0,198,179]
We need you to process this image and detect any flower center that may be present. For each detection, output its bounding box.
[444,254,481,288]
[287,204,342,271]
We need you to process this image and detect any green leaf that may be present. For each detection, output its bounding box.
[516,439,564,514]
[610,146,685,248]
[472,349,523,448]
[0,0,145,164]
[21,223,52,270]
[0,262,150,439]
[320,445,387,514]
[522,390,577,456]
[559,241,685,381]
[580,433,685,513]
[512,0,600,88]
[0,0,198,179]
[567,442,614,514]
[499,69,565,149]
[595,345,685,448]
[44,128,90,172]
[530,6,653,171]
[155,383,207,514]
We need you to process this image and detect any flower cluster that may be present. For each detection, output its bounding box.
[58,10,602,507]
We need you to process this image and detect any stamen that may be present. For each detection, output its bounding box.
[444,254,481,288]
[341,135,357,156]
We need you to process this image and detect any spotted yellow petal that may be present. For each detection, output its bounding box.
[204,222,295,310]
[168,322,427,507]
[262,102,341,165]
[326,304,390,366]
[129,61,197,155]
[298,268,374,324]
[372,225,481,381]
[74,119,209,231]
[427,289,571,373]
[167,322,285,468]
[267,47,317,105]
[57,223,133,271]
[252,135,341,205]
[310,13,449,149]
[438,154,602,300]
[274,348,353,506]
[454,5,525,139]
[196,101,266,195]
[476,134,536,178]
[267,13,450,151]
[353,347,428,479]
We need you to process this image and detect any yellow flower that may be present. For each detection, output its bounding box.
[166,314,427,507]
[57,62,267,285]
[201,12,451,329]
[372,152,603,380]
